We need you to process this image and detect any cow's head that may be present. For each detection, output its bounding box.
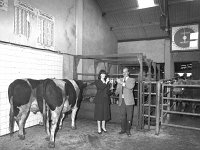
[108,78,118,96]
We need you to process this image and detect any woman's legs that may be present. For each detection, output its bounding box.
[102,120,107,131]
[97,120,101,133]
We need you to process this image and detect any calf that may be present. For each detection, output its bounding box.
[43,78,86,148]
[8,79,44,140]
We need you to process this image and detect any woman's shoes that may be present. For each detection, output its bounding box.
[97,129,107,134]
[101,128,107,133]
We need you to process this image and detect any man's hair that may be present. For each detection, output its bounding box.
[123,67,129,76]
[123,67,129,72]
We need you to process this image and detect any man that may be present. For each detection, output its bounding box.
[116,67,135,137]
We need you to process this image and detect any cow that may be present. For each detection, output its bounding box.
[8,79,44,140]
[42,78,87,148]
[171,78,200,113]
[82,78,118,103]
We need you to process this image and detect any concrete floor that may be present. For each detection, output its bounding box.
[0,117,200,150]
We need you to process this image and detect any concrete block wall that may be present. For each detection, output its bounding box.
[0,43,63,136]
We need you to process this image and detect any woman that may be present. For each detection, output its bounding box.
[94,69,111,134]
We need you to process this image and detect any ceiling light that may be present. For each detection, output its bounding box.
[137,0,156,9]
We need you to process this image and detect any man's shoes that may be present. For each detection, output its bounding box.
[118,130,126,134]
[126,132,131,137]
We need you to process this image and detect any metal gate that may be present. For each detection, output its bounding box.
[138,81,158,130]
[155,80,200,135]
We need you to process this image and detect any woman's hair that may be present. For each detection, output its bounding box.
[98,69,107,79]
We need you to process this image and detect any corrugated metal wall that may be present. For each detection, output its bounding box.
[0,43,63,136]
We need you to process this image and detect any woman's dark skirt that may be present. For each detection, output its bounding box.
[94,103,111,121]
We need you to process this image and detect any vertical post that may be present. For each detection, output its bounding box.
[73,56,80,80]
[161,83,164,124]
[148,81,151,130]
[75,0,83,79]
[137,54,144,130]
[94,60,99,80]
[155,80,161,135]
[152,62,157,81]
[107,63,112,75]
[157,64,161,80]
[147,60,152,81]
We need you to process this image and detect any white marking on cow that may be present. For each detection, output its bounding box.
[69,80,80,129]
[52,79,65,93]
[69,80,80,105]
[30,99,40,114]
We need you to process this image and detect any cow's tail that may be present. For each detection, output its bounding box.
[8,82,15,136]
[9,96,15,136]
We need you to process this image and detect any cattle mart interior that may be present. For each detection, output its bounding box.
[1,0,200,148]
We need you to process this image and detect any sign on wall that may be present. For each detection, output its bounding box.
[0,0,8,11]
[171,24,199,51]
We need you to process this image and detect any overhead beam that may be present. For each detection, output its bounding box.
[103,0,199,16]
[168,0,199,5]
[76,53,144,59]
[103,5,158,16]
[111,22,160,31]
[118,36,170,42]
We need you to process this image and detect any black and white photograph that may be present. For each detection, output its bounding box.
[0,0,200,150]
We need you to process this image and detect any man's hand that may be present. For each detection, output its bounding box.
[106,78,110,84]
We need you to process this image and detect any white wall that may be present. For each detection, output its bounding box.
[0,43,63,136]
[118,39,166,63]
[82,0,118,80]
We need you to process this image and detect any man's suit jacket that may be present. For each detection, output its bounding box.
[115,77,135,106]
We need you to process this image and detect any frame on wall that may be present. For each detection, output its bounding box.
[171,24,199,52]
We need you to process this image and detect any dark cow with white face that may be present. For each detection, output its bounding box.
[8,79,44,140]
[43,78,87,148]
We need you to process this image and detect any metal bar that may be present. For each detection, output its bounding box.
[143,81,157,84]
[161,84,164,124]
[155,81,161,135]
[143,104,156,107]
[162,84,200,88]
[162,123,200,131]
[148,83,151,130]
[109,73,139,76]
[163,110,200,117]
[77,73,98,76]
[143,92,156,95]
[144,115,156,118]
[162,97,200,102]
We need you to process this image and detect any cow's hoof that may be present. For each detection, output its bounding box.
[48,142,55,148]
[71,126,77,130]
[18,134,25,140]
[45,136,50,141]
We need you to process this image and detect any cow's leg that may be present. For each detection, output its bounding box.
[59,113,65,129]
[39,112,43,126]
[17,109,29,140]
[48,110,60,148]
[180,102,186,112]
[45,107,50,141]
[191,102,196,113]
[71,106,78,130]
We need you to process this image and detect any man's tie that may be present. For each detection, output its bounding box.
[122,78,125,94]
